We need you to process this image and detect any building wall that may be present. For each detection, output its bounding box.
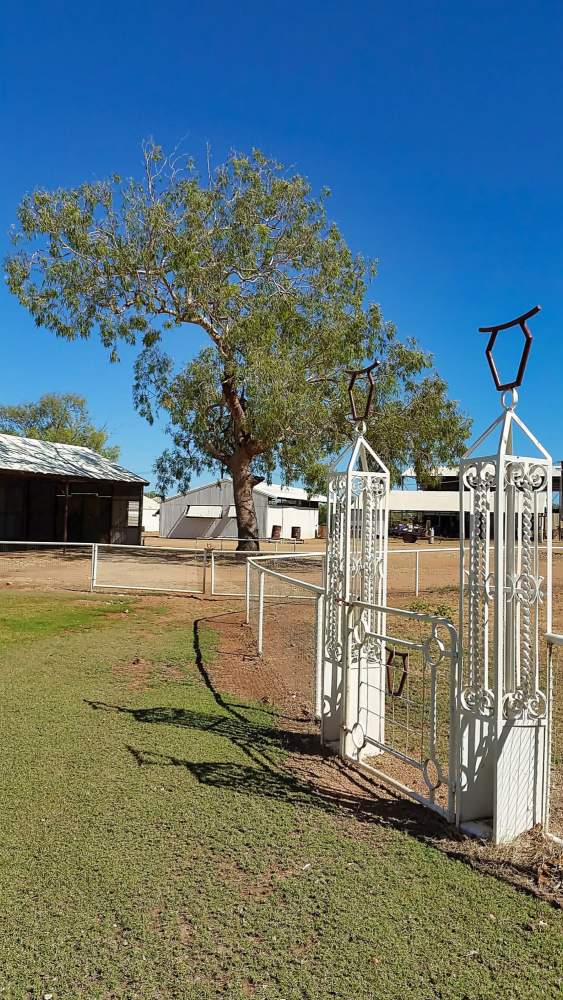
[265,505,319,539]
[0,473,143,544]
[159,481,319,539]
[142,495,160,534]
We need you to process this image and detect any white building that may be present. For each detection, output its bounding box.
[142,495,161,534]
[159,478,324,540]
[391,464,560,537]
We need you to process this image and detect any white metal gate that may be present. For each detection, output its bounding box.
[341,599,457,820]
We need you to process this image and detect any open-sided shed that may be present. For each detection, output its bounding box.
[0,434,148,544]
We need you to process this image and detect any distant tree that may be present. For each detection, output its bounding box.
[5,142,470,549]
[0,393,120,461]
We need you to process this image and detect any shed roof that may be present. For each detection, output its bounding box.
[253,481,326,503]
[163,477,326,506]
[0,434,148,484]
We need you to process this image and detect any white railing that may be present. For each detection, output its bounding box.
[386,544,563,597]
[0,538,560,602]
[145,534,306,552]
[92,542,207,594]
[0,540,208,595]
[212,548,325,598]
[246,554,325,719]
[0,541,95,592]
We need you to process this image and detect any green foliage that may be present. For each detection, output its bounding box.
[6,141,470,515]
[0,392,120,460]
[408,597,455,621]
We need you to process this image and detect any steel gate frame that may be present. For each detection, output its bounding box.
[340,598,459,822]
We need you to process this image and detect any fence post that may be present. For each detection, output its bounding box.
[90,543,98,592]
[257,571,265,655]
[415,550,420,596]
[210,549,215,596]
[315,593,324,720]
[245,558,251,624]
[202,548,208,595]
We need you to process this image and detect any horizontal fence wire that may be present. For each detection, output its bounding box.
[94,544,206,594]
[214,551,325,598]
[0,541,94,592]
[247,561,321,717]
[212,550,254,597]
[144,535,304,552]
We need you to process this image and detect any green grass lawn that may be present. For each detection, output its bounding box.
[0,590,561,999]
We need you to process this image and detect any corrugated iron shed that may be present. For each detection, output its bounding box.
[0,434,147,484]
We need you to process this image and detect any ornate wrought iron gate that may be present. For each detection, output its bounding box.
[322,364,458,819]
[322,316,554,842]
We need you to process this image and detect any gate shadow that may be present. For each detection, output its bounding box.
[85,614,457,847]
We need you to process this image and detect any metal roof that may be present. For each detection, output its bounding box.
[166,477,325,505]
[0,433,148,484]
[253,481,326,502]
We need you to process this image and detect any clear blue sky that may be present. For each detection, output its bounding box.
[2,1,563,487]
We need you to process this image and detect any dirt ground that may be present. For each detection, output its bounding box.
[192,596,563,908]
[3,541,562,611]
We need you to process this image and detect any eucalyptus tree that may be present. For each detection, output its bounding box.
[0,393,119,461]
[6,143,469,548]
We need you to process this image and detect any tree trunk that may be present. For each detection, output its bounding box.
[231,452,260,551]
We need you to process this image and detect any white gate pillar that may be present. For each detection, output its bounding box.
[322,364,390,758]
[458,307,552,842]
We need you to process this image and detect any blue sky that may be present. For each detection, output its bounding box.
[2,1,563,487]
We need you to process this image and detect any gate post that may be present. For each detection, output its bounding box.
[457,307,552,841]
[322,363,390,757]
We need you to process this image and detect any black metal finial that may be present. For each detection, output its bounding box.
[479,305,540,392]
[346,360,380,422]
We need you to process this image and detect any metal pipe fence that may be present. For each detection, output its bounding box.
[215,549,325,598]
[0,541,95,592]
[386,545,563,599]
[93,543,207,594]
[0,540,207,595]
[144,535,305,552]
[1,539,561,605]
[246,556,324,719]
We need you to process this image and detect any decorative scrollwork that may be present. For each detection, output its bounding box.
[351,722,367,751]
[505,461,547,493]
[463,461,496,491]
[503,688,547,721]
[325,638,343,662]
[461,685,495,716]
[422,635,445,668]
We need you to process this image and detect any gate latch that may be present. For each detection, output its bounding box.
[385,646,409,698]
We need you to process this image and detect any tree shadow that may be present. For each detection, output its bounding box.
[85,610,562,905]
[85,612,461,845]
[125,745,315,806]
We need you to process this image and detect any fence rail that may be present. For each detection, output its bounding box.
[246,555,324,718]
[93,543,207,594]
[0,541,95,592]
[144,535,306,552]
[210,549,325,597]
[1,539,562,603]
